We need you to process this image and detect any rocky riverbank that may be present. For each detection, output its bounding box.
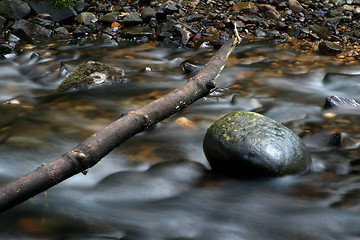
[0,0,360,63]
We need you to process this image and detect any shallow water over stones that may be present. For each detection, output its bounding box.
[1,40,360,239]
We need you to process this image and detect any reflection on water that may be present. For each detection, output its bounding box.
[1,40,360,239]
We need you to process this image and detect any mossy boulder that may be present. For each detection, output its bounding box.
[203,111,311,177]
[29,0,77,9]
[56,61,126,92]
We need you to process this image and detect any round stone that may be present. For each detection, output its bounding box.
[203,111,311,177]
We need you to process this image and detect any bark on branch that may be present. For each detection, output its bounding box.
[0,37,241,213]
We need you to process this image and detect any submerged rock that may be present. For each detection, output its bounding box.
[56,61,126,92]
[323,96,360,110]
[203,111,311,177]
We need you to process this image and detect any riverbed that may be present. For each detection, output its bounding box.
[1,39,360,239]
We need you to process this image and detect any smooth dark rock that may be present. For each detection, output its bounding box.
[98,33,118,45]
[159,21,177,38]
[323,17,340,29]
[265,9,281,20]
[0,0,30,20]
[31,15,55,28]
[186,14,204,22]
[141,7,156,22]
[159,37,180,48]
[203,111,311,177]
[123,12,143,27]
[289,0,303,13]
[0,44,13,55]
[74,12,96,25]
[0,16,6,31]
[318,40,342,54]
[27,1,77,23]
[75,0,86,12]
[73,24,98,36]
[238,14,264,24]
[121,26,153,38]
[324,96,360,109]
[309,24,333,39]
[181,61,201,75]
[54,27,69,35]
[255,28,267,37]
[99,12,120,24]
[56,61,127,92]
[10,19,52,43]
[156,1,178,20]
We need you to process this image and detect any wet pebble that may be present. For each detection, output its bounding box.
[123,12,143,27]
[54,26,69,35]
[141,7,156,22]
[289,0,304,13]
[99,12,120,24]
[318,40,343,54]
[309,24,333,39]
[74,12,97,25]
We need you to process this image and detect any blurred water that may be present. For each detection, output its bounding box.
[1,40,360,239]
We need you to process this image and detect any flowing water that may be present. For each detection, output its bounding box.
[1,39,360,239]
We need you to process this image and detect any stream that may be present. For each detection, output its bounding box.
[1,39,360,239]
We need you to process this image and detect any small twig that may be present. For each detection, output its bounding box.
[234,21,242,45]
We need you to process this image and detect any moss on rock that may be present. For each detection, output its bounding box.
[56,61,126,92]
[203,111,311,177]
[28,0,78,9]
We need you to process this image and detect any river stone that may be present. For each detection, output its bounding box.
[74,12,97,25]
[203,111,311,177]
[141,7,156,22]
[27,1,77,23]
[0,16,6,31]
[10,19,52,43]
[0,0,30,20]
[123,12,143,27]
[56,61,127,92]
[99,12,120,24]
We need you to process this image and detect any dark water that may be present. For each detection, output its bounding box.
[1,40,360,240]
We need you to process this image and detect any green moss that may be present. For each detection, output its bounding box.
[56,69,92,92]
[28,0,78,9]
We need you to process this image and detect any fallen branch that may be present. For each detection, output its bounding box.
[0,36,241,213]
